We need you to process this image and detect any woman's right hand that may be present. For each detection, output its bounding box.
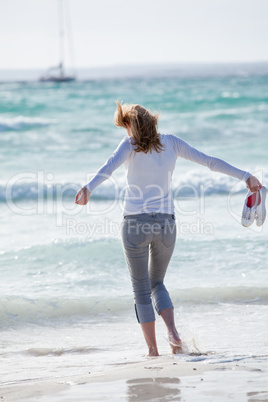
[246,175,262,193]
[75,187,90,205]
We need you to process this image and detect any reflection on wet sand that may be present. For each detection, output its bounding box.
[247,390,268,401]
[127,377,181,401]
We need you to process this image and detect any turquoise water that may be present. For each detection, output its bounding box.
[0,73,268,386]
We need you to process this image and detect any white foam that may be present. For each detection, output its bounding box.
[0,115,53,131]
[3,169,266,202]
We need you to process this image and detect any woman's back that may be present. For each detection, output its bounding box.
[82,101,251,216]
[124,134,178,215]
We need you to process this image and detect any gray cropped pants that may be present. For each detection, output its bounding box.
[121,213,176,324]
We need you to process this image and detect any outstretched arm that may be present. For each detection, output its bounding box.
[171,135,262,192]
[75,136,131,205]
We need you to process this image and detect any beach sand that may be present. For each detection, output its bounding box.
[1,357,267,401]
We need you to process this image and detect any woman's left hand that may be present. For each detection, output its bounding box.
[246,175,262,193]
[75,187,90,205]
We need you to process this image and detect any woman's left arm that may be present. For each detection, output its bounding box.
[75,136,131,205]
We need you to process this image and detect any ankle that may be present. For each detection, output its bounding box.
[168,330,181,343]
[148,346,159,357]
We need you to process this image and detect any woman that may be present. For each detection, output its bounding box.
[75,101,261,357]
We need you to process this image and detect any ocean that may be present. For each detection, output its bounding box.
[0,66,268,393]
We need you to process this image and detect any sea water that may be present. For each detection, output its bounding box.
[0,69,268,388]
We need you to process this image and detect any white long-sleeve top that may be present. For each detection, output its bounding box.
[85,134,251,216]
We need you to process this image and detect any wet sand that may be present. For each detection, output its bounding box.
[1,356,267,401]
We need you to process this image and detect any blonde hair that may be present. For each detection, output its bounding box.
[114,101,164,154]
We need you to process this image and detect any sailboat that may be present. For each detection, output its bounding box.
[40,0,75,82]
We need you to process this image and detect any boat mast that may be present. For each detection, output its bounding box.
[58,0,65,77]
[40,0,75,81]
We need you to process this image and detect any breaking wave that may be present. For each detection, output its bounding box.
[0,116,53,132]
[0,286,267,328]
[2,169,262,202]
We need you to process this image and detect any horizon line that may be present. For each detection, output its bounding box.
[1,60,268,71]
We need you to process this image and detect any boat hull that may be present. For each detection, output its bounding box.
[39,76,75,83]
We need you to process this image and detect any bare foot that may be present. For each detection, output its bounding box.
[148,346,159,357]
[168,332,183,354]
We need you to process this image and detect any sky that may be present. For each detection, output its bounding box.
[0,0,268,70]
